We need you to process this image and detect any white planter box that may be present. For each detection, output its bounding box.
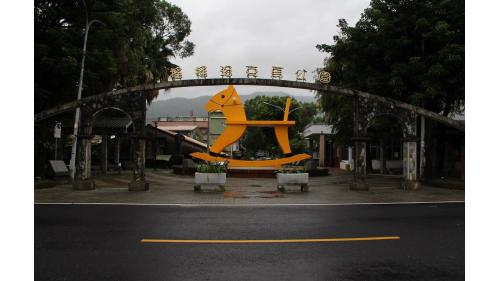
[194,172,226,191]
[340,160,351,171]
[277,173,309,192]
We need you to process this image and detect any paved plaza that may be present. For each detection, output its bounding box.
[35,169,464,205]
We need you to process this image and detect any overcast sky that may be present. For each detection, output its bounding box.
[157,0,371,100]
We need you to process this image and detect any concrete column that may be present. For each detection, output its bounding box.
[100,134,108,174]
[402,140,420,190]
[355,141,367,178]
[319,134,326,167]
[350,95,369,190]
[129,136,149,191]
[73,135,95,190]
[350,138,369,190]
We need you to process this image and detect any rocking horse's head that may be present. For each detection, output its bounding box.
[205,85,242,112]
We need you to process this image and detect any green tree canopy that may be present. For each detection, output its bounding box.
[316,0,464,142]
[35,0,195,112]
[240,96,317,158]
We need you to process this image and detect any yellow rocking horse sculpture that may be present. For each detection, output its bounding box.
[190,85,311,167]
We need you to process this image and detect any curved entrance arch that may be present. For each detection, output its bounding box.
[366,114,405,175]
[91,108,134,176]
[35,78,462,191]
[70,90,148,190]
[34,78,464,132]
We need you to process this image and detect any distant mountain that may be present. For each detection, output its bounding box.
[146,91,316,122]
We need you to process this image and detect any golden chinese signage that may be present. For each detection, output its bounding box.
[167,65,331,85]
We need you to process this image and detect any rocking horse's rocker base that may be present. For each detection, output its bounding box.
[190,152,311,167]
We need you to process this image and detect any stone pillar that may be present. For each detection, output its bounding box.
[350,137,370,190]
[73,134,95,190]
[129,135,149,191]
[350,95,369,190]
[114,135,121,174]
[100,134,108,174]
[402,140,420,190]
[319,134,326,167]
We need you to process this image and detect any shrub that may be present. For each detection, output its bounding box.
[277,166,306,174]
[196,161,228,173]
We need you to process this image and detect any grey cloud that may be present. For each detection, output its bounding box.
[159,0,370,100]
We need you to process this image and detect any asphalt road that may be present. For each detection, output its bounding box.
[35,203,464,281]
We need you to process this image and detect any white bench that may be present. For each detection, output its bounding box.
[49,160,69,177]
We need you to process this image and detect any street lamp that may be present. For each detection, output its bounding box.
[69,0,105,180]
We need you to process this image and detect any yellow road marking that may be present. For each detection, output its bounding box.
[141,236,400,244]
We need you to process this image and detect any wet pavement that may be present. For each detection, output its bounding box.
[35,203,465,281]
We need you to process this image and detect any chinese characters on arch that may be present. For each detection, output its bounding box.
[165,65,331,84]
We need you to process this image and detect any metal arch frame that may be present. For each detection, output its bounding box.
[34,78,464,132]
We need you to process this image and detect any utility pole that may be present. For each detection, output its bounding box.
[69,0,105,180]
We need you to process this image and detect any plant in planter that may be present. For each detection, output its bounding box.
[276,166,309,192]
[194,161,228,191]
